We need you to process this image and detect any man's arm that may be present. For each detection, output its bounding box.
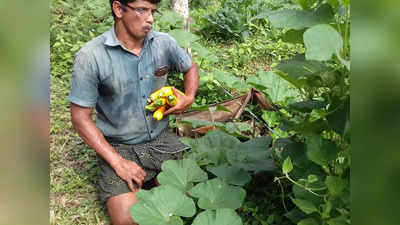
[70,103,146,191]
[164,62,199,115]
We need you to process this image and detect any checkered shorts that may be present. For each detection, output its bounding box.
[97,130,190,204]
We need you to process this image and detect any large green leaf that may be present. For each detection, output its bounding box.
[276,54,330,86]
[188,178,246,210]
[282,29,305,44]
[247,71,301,105]
[326,97,350,136]
[263,4,334,30]
[207,164,251,186]
[327,216,349,225]
[304,24,343,61]
[130,185,196,225]
[291,198,319,214]
[298,218,319,225]
[192,42,219,63]
[213,70,248,92]
[227,136,276,171]
[157,159,208,192]
[194,130,241,165]
[285,208,307,224]
[168,29,199,48]
[289,100,327,113]
[192,209,243,225]
[325,176,346,197]
[306,135,339,166]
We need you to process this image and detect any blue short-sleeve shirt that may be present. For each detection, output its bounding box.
[68,26,192,144]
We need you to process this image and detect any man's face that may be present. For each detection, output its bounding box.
[118,0,157,40]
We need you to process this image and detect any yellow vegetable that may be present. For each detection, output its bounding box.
[149,86,174,102]
[153,105,167,121]
[145,98,167,112]
[167,94,178,106]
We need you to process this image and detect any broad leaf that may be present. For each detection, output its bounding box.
[306,135,339,166]
[193,130,240,165]
[157,159,208,192]
[282,29,305,44]
[130,185,196,225]
[282,157,293,174]
[325,176,346,197]
[291,198,318,214]
[207,164,251,186]
[304,24,343,61]
[247,71,301,105]
[168,29,199,48]
[192,42,219,63]
[276,54,330,86]
[263,4,334,30]
[213,70,248,92]
[188,178,246,210]
[326,97,350,136]
[298,218,319,225]
[227,136,276,171]
[285,208,307,224]
[327,216,348,225]
[192,209,243,225]
[289,100,327,113]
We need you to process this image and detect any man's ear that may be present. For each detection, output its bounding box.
[112,1,124,19]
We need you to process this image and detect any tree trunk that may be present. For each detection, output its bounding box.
[171,0,191,56]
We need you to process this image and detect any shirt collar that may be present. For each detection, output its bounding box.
[104,25,155,48]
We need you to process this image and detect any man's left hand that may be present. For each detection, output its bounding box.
[164,87,194,115]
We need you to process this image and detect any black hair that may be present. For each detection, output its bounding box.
[109,0,162,19]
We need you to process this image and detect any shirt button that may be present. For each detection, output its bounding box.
[140,77,143,81]
[151,130,153,134]
[142,95,145,98]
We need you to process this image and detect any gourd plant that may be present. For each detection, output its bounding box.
[130,130,276,225]
[248,0,351,225]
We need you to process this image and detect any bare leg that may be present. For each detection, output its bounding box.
[106,191,139,225]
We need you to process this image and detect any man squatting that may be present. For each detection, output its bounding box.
[68,0,199,224]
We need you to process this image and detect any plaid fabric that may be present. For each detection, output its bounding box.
[97,130,190,204]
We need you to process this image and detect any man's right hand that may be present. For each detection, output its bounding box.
[113,158,147,192]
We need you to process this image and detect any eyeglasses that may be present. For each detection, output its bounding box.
[122,4,160,17]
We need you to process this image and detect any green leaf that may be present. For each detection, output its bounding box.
[192,209,243,225]
[262,111,280,127]
[157,159,208,192]
[192,130,241,165]
[306,135,339,166]
[325,176,346,197]
[264,4,334,30]
[298,218,319,225]
[168,29,199,48]
[327,216,348,225]
[213,70,248,92]
[227,136,276,172]
[207,164,251,186]
[293,0,318,10]
[216,105,232,113]
[276,54,330,85]
[281,142,310,169]
[289,100,327,113]
[283,157,293,174]
[304,24,343,61]
[188,178,246,210]
[282,29,305,44]
[192,42,219,63]
[247,71,301,105]
[130,185,196,225]
[285,208,307,224]
[291,198,318,214]
[326,97,350,136]
[308,174,318,183]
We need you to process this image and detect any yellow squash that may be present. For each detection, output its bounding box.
[153,105,167,121]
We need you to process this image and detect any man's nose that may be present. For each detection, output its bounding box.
[146,13,154,25]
